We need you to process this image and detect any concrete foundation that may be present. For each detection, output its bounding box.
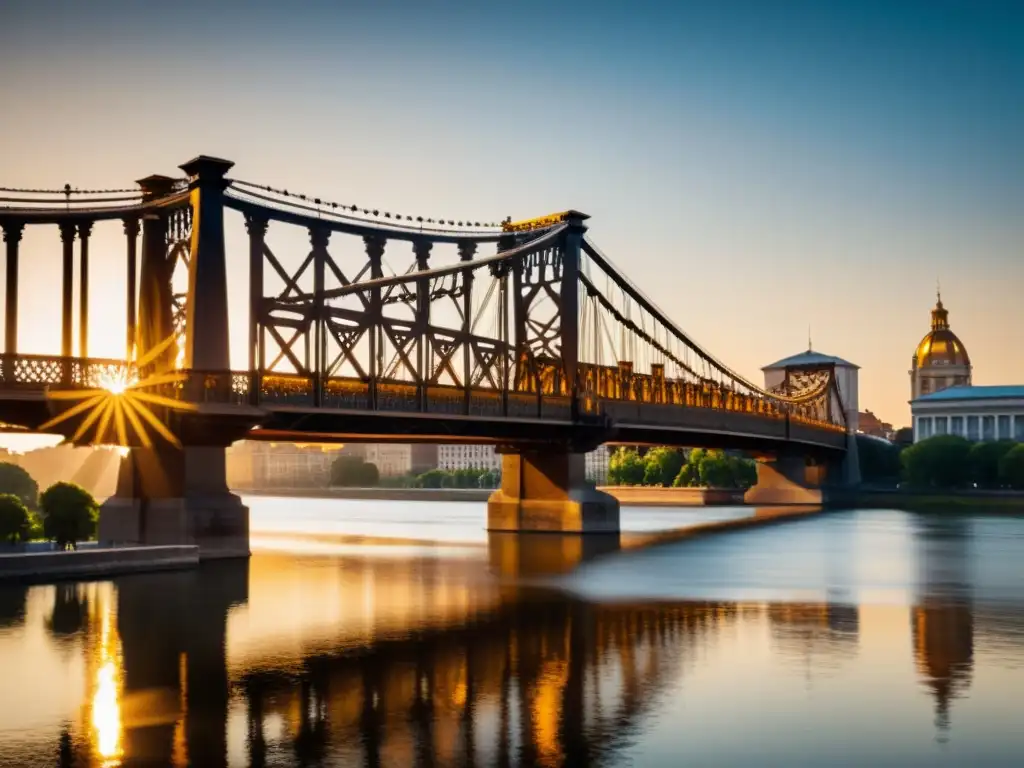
[100,446,249,559]
[487,450,620,533]
[743,454,823,505]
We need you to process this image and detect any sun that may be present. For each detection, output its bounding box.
[39,334,197,449]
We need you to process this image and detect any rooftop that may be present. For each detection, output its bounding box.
[913,385,1024,403]
[762,350,859,370]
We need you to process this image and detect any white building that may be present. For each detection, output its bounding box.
[762,347,860,432]
[437,444,502,472]
[911,387,1024,443]
[907,293,1024,443]
[437,443,611,483]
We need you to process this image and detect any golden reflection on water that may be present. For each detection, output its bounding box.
[3,511,1024,766]
[90,591,123,766]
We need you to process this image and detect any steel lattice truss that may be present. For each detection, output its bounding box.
[0,170,845,436]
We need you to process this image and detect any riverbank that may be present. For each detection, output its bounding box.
[828,488,1024,512]
[239,486,744,506]
[0,545,199,583]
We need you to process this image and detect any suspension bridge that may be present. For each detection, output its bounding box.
[0,156,856,556]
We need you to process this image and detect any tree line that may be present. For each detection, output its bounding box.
[899,435,1024,490]
[607,447,758,489]
[330,456,501,489]
[0,463,100,549]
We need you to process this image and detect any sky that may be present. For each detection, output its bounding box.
[0,0,1022,446]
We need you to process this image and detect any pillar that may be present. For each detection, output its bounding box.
[124,218,140,360]
[458,241,476,414]
[100,445,250,559]
[59,221,75,359]
[560,212,588,415]
[743,453,823,505]
[136,175,177,373]
[488,448,619,533]
[2,222,23,356]
[78,221,92,358]
[179,155,233,371]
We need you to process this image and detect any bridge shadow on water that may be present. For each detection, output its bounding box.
[3,509,1023,767]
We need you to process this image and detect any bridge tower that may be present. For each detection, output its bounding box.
[745,347,862,504]
[100,157,255,558]
[486,212,620,533]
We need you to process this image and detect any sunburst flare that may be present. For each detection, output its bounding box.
[40,334,198,448]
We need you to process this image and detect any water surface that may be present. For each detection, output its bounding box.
[1,498,1022,766]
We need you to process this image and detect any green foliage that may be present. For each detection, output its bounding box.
[642,447,686,487]
[415,469,449,489]
[856,434,903,484]
[608,448,645,486]
[999,444,1024,490]
[968,440,1017,489]
[40,482,98,550]
[672,448,757,489]
[330,456,380,487]
[0,462,39,508]
[900,435,973,489]
[0,494,31,544]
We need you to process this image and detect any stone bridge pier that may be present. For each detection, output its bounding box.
[488,447,620,533]
[743,430,860,506]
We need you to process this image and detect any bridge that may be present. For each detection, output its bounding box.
[0,156,856,556]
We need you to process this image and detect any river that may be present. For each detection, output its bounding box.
[1,498,1022,767]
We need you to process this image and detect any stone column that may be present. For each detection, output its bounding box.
[487,447,619,533]
[59,222,76,359]
[123,218,140,360]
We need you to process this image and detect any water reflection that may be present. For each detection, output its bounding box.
[3,508,1024,766]
[911,516,975,738]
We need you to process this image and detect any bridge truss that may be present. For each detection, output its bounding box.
[0,157,845,446]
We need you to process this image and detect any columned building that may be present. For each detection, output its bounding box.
[908,293,1024,443]
[911,387,1024,443]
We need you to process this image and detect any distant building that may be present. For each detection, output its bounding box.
[911,386,1024,443]
[858,410,894,441]
[762,347,860,432]
[910,292,972,400]
[227,442,339,489]
[907,293,1024,443]
[437,444,502,472]
[438,443,610,483]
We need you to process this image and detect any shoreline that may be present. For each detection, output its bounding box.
[238,485,1024,512]
[237,486,745,506]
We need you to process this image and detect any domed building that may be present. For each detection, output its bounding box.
[909,292,972,399]
[910,293,1024,443]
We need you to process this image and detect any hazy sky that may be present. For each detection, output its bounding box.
[1,0,1022,438]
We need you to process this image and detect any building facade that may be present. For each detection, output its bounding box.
[911,386,1024,443]
[437,443,611,483]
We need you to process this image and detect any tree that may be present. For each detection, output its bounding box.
[0,462,39,508]
[856,434,902,485]
[330,456,380,487]
[673,449,757,489]
[999,444,1024,490]
[0,494,31,545]
[40,482,99,550]
[969,440,1016,489]
[608,448,645,486]
[642,447,686,487]
[900,435,973,489]
[415,469,449,488]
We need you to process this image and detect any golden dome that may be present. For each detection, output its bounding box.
[913,294,970,368]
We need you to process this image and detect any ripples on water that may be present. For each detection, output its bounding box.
[1,500,1023,766]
